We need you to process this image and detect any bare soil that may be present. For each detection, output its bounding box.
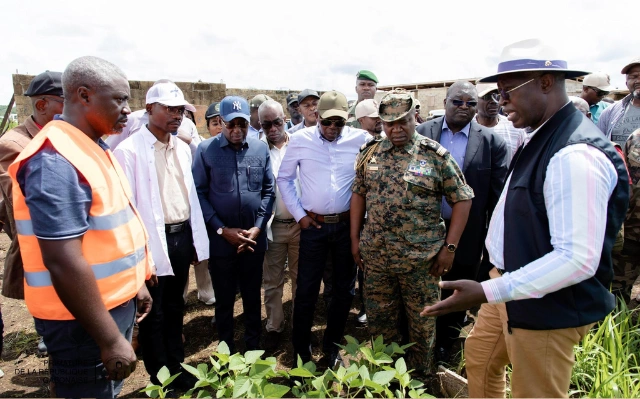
[0,232,371,397]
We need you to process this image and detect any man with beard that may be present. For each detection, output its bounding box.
[285,93,302,130]
[113,82,209,390]
[474,83,527,164]
[288,89,320,133]
[259,100,300,350]
[347,70,378,129]
[9,56,153,397]
[422,39,629,398]
[193,96,275,353]
[355,99,383,139]
[417,81,508,364]
[599,57,640,146]
[278,90,370,368]
[351,89,473,377]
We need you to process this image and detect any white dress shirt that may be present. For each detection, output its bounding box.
[266,135,301,240]
[106,110,202,158]
[277,125,371,222]
[483,123,618,303]
[113,126,209,276]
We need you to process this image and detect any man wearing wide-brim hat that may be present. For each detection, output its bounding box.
[421,39,630,398]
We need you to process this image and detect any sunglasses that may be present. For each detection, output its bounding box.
[448,99,478,108]
[498,78,535,101]
[158,104,186,116]
[224,119,249,129]
[260,118,284,130]
[320,118,346,128]
[481,93,501,103]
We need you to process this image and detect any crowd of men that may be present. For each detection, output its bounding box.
[0,38,638,398]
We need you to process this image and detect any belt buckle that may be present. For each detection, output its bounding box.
[168,224,183,233]
[323,214,340,224]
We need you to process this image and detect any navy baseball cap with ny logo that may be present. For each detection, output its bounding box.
[219,96,250,122]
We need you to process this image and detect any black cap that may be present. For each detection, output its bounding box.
[205,102,221,119]
[286,93,298,105]
[24,71,63,97]
[297,89,320,104]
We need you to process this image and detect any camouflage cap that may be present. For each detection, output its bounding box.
[356,70,378,83]
[378,89,415,122]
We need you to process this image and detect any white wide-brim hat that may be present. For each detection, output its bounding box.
[479,39,589,83]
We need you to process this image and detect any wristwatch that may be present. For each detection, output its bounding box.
[444,242,457,253]
[217,226,226,235]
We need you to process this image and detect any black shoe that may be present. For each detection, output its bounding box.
[356,309,367,325]
[264,331,281,351]
[173,373,198,391]
[319,351,344,370]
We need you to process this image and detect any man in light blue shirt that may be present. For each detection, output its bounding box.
[278,90,371,368]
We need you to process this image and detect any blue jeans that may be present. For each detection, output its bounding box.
[34,299,136,398]
[292,220,356,359]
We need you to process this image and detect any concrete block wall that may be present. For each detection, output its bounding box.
[12,74,298,135]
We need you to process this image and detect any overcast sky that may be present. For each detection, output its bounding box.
[0,0,637,105]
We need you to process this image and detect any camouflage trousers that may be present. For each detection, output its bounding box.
[361,250,439,376]
[612,239,640,304]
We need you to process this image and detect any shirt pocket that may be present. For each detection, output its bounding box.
[402,172,440,208]
[213,168,235,193]
[247,166,264,192]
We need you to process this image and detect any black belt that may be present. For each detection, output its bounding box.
[305,210,350,224]
[274,218,296,223]
[165,220,189,234]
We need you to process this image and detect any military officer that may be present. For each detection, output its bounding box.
[347,70,378,129]
[350,89,474,376]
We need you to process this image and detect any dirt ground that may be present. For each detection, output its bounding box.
[0,232,372,397]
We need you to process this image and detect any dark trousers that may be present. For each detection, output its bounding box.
[139,226,193,382]
[292,220,356,360]
[210,250,264,353]
[436,219,481,352]
[35,299,136,398]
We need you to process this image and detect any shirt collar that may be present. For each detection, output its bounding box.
[219,132,248,149]
[442,118,471,137]
[379,131,421,153]
[315,125,344,143]
[268,131,289,150]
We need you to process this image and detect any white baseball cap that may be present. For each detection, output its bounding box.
[582,72,613,92]
[355,99,379,119]
[146,82,190,106]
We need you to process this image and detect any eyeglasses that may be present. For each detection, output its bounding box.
[448,99,478,108]
[498,78,535,101]
[224,119,249,129]
[584,86,608,96]
[481,93,501,103]
[320,118,346,128]
[260,118,284,130]
[157,103,186,116]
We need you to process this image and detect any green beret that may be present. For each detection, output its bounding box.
[378,89,415,122]
[356,70,379,83]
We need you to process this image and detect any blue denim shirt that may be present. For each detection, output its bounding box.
[193,133,275,256]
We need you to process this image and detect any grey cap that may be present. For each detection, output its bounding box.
[297,89,320,104]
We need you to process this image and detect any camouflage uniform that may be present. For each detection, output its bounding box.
[352,92,474,374]
[346,102,362,129]
[613,129,640,302]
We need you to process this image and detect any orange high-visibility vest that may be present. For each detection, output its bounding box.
[8,120,152,320]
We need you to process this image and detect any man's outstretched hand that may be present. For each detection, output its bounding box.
[420,280,488,317]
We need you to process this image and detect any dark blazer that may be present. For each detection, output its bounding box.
[416,117,508,271]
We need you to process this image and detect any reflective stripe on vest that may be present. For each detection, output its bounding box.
[25,246,146,287]
[14,206,135,236]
